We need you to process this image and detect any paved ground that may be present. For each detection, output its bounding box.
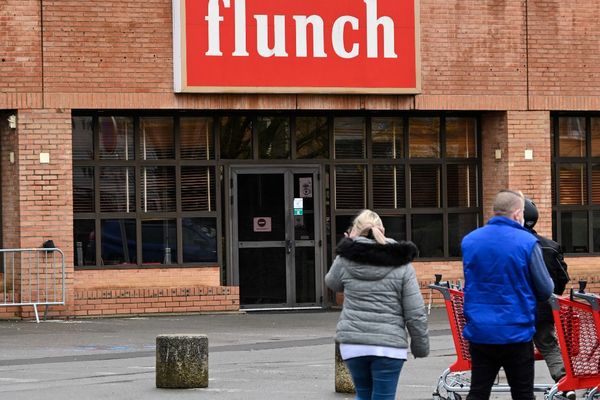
[0,308,560,399]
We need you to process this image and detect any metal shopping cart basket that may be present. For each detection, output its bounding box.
[546,282,600,400]
[429,276,554,400]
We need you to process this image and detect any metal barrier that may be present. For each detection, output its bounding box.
[0,248,65,323]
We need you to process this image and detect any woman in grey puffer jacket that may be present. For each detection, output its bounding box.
[325,209,429,400]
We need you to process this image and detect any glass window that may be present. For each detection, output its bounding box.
[593,164,600,205]
[559,164,587,205]
[553,114,600,254]
[559,117,586,157]
[181,166,216,212]
[380,216,406,242]
[74,219,96,266]
[257,116,290,159]
[409,117,440,158]
[182,218,218,263]
[593,211,600,252]
[140,117,174,160]
[372,165,405,209]
[560,212,588,253]
[372,117,403,159]
[220,116,252,159]
[73,167,94,213]
[72,116,93,160]
[296,116,329,159]
[410,165,441,208]
[141,166,176,212]
[74,114,219,268]
[142,219,177,264]
[335,215,354,244]
[100,167,135,212]
[448,213,478,257]
[334,117,365,159]
[180,117,213,160]
[335,165,366,209]
[99,116,134,160]
[447,164,478,207]
[446,117,477,158]
[411,214,443,257]
[101,219,137,265]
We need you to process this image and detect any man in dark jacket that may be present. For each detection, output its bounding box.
[462,190,554,400]
[523,198,574,399]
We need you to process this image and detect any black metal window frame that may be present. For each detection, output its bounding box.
[552,112,600,255]
[328,112,482,261]
[73,110,482,269]
[73,111,219,270]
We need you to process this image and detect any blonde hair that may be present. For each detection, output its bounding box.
[349,209,387,245]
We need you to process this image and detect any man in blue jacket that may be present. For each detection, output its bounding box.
[462,189,554,400]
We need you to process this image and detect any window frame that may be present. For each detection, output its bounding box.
[73,111,219,270]
[552,113,600,255]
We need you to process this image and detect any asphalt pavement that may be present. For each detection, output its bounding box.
[0,308,557,399]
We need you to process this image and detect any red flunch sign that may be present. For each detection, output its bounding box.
[173,0,420,93]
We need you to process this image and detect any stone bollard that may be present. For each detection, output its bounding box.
[335,341,355,394]
[156,334,208,389]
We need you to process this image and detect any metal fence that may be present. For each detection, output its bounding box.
[0,248,65,323]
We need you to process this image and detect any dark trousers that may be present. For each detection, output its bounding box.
[466,341,535,400]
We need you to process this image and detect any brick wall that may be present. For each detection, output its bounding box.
[528,1,600,109]
[75,267,220,290]
[506,111,552,236]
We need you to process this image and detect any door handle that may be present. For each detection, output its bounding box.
[286,240,293,255]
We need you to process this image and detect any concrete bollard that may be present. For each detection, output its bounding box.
[156,334,208,389]
[335,341,355,394]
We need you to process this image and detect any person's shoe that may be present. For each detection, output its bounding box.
[562,390,576,400]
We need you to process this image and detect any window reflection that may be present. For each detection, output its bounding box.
[140,117,174,160]
[100,167,135,212]
[559,117,586,157]
[409,117,440,158]
[182,218,217,263]
[559,164,587,205]
[335,165,366,209]
[410,165,440,208]
[142,220,177,264]
[296,116,329,159]
[372,117,403,158]
[73,116,93,160]
[334,117,365,159]
[142,166,176,212]
[74,220,96,266]
[411,214,443,257]
[373,165,405,209]
[448,214,478,257]
[220,116,252,159]
[101,219,137,265]
[181,117,213,160]
[257,116,290,159]
[446,117,476,158]
[560,212,588,253]
[73,166,94,213]
[100,116,134,160]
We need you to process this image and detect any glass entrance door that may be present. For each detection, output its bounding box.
[230,167,322,308]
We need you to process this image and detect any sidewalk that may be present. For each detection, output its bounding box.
[0,309,552,399]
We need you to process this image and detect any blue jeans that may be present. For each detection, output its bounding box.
[344,356,405,400]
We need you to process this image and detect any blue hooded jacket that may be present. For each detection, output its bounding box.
[461,216,539,344]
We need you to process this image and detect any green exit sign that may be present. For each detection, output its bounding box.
[294,209,303,216]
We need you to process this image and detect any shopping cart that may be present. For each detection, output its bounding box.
[546,282,600,400]
[430,275,555,400]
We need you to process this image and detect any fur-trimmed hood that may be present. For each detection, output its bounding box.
[335,237,418,281]
[336,236,418,266]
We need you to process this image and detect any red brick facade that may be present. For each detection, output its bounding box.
[1,0,599,318]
